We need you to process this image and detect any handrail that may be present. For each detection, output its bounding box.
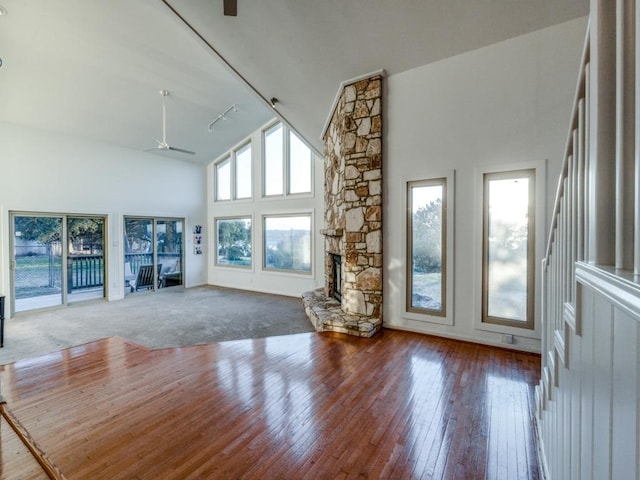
[544,22,591,264]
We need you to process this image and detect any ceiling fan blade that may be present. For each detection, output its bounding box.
[167,146,196,155]
[224,0,237,16]
[146,91,196,156]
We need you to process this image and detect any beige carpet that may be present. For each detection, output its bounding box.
[0,286,314,365]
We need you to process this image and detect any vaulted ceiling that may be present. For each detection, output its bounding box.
[0,0,589,164]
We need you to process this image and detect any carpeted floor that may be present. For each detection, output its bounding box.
[0,286,315,365]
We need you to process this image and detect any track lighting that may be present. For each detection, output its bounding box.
[208,104,238,132]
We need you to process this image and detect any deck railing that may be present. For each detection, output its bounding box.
[125,253,181,274]
[67,252,182,292]
[67,255,104,291]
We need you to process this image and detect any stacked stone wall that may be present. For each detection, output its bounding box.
[322,76,383,320]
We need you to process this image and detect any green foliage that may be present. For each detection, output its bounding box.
[217,220,251,264]
[14,216,62,244]
[124,219,153,253]
[15,216,104,252]
[68,218,104,253]
[226,246,246,261]
[218,220,251,247]
[412,199,442,273]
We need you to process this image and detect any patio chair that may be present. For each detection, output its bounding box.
[134,264,161,291]
[124,262,136,292]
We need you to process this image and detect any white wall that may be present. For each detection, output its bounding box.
[384,17,588,352]
[0,122,207,310]
[207,122,325,297]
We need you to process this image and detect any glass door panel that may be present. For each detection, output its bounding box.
[67,217,106,303]
[13,215,63,312]
[124,218,154,294]
[156,219,183,288]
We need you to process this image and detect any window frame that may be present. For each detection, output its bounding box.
[481,168,536,330]
[262,122,314,198]
[262,212,313,275]
[287,129,313,195]
[234,142,253,200]
[214,216,253,269]
[215,156,231,202]
[213,141,253,202]
[402,171,455,326]
[406,177,447,317]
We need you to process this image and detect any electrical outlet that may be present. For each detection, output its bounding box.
[502,334,514,344]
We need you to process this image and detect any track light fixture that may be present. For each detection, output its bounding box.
[208,104,238,132]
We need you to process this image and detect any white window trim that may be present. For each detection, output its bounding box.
[473,160,546,339]
[401,170,455,326]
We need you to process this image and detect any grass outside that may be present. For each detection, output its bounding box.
[411,271,442,311]
[15,255,62,299]
[14,255,104,299]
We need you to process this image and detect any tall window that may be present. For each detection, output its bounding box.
[215,157,231,201]
[482,169,535,329]
[264,124,284,196]
[407,179,446,316]
[216,217,252,267]
[214,142,252,201]
[263,122,313,196]
[289,130,312,194]
[235,143,252,199]
[263,214,312,273]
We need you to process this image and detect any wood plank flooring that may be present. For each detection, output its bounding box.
[0,331,541,479]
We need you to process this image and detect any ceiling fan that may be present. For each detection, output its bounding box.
[145,90,195,156]
[224,0,237,16]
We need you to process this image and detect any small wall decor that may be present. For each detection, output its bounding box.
[193,225,203,255]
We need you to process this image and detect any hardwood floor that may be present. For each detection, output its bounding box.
[0,331,540,479]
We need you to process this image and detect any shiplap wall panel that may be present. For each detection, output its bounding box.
[579,284,595,480]
[569,327,582,480]
[592,294,614,480]
[611,308,638,480]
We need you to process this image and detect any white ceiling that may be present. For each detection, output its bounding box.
[0,0,589,164]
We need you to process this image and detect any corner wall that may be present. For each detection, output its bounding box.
[383,17,588,352]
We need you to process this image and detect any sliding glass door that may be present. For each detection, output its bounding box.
[67,217,106,303]
[124,217,183,294]
[11,213,106,314]
[156,219,183,288]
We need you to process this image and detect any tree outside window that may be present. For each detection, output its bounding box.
[216,218,252,267]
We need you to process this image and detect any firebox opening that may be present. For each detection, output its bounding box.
[331,253,342,302]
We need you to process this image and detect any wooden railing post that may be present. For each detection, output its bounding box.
[616,0,636,271]
[589,0,617,266]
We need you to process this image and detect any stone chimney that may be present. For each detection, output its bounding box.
[302,74,383,337]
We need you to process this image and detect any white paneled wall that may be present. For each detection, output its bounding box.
[539,264,640,479]
[536,1,640,478]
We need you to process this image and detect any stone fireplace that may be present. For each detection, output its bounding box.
[302,73,383,337]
